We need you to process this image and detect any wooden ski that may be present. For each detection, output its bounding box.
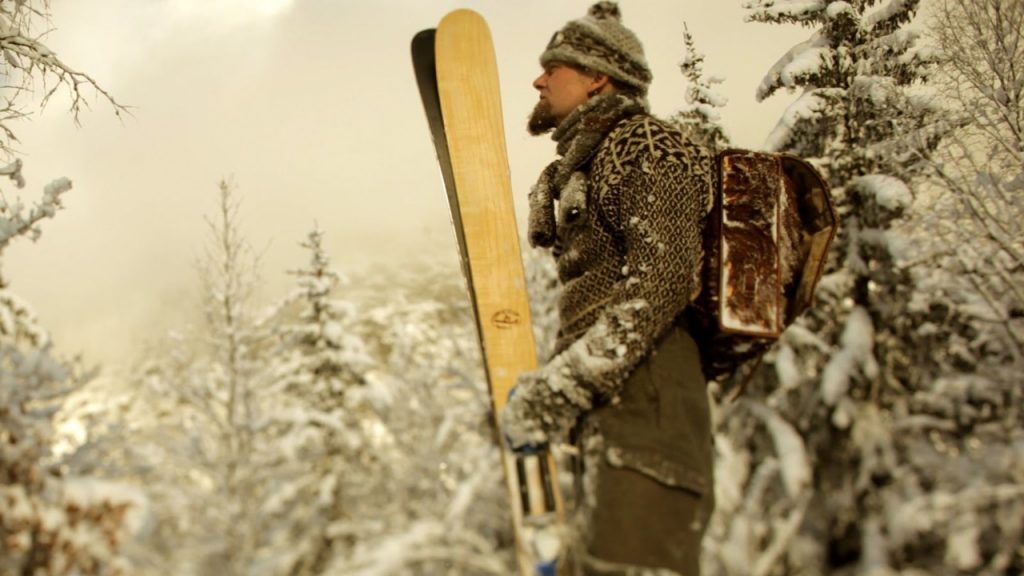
[412,9,563,576]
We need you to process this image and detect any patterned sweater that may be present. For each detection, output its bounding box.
[503,93,713,447]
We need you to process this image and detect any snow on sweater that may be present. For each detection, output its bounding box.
[503,93,712,447]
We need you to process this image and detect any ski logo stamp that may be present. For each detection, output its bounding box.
[492,309,521,329]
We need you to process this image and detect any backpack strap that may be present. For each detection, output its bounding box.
[779,154,838,323]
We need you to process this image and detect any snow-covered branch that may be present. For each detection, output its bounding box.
[756,31,830,101]
[744,0,827,25]
[0,1,127,156]
[862,0,919,33]
[0,170,70,263]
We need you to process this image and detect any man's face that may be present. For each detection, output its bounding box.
[528,61,597,135]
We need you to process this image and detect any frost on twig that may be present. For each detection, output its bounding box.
[0,0,128,158]
[0,169,70,251]
[0,157,72,285]
[0,1,124,280]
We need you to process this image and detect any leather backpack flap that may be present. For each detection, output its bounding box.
[716,150,786,338]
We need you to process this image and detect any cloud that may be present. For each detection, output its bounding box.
[165,0,297,30]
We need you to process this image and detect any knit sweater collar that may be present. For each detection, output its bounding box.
[527,92,647,249]
[551,92,648,160]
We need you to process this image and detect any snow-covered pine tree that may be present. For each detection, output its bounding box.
[669,23,731,151]
[258,227,388,575]
[0,194,135,574]
[324,260,513,575]
[702,2,951,575]
[73,240,518,574]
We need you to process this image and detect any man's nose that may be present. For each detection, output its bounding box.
[533,73,547,91]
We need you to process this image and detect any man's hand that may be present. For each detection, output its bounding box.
[502,379,550,452]
[501,350,592,452]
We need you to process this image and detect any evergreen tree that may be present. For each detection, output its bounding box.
[670,23,731,151]
[260,227,386,575]
[70,235,518,574]
[703,2,952,574]
[324,260,513,575]
[0,202,135,574]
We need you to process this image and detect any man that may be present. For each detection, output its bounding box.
[501,2,715,575]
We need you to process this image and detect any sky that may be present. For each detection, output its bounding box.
[5,0,810,367]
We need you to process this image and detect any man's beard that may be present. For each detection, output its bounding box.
[528,99,558,135]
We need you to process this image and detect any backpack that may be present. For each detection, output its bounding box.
[689,149,838,391]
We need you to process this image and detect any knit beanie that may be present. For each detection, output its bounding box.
[540,2,652,95]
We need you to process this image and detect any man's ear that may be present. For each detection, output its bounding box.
[588,73,612,96]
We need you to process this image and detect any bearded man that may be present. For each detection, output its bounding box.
[501,3,717,575]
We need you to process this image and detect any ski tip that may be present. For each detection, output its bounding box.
[438,8,488,32]
[413,28,435,43]
[409,27,434,51]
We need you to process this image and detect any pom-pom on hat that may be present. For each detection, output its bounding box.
[540,2,652,95]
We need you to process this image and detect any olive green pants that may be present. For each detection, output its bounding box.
[567,324,714,576]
